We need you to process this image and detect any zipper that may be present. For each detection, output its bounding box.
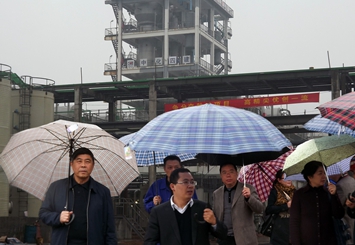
[86,188,91,245]
[66,188,75,243]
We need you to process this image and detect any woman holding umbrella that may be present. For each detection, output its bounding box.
[265,170,295,245]
[289,161,344,245]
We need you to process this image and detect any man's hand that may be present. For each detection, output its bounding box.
[242,187,251,199]
[287,200,292,208]
[203,208,217,225]
[153,195,161,206]
[327,182,337,195]
[60,211,73,224]
[346,196,355,209]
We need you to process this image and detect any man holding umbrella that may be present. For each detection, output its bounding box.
[213,163,264,245]
[144,155,198,213]
[39,148,117,245]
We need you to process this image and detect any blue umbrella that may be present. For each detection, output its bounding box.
[304,115,355,137]
[128,104,291,165]
[119,133,196,166]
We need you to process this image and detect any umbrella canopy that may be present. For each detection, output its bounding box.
[0,120,140,200]
[283,135,355,176]
[286,155,354,181]
[119,133,196,166]
[128,104,291,161]
[237,149,294,202]
[304,115,355,137]
[317,92,355,130]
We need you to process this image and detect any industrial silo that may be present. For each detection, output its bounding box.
[0,76,12,217]
[11,87,54,217]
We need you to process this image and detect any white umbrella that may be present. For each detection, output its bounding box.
[0,120,140,201]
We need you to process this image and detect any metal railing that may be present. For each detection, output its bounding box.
[213,0,234,17]
[54,107,152,123]
[114,197,149,240]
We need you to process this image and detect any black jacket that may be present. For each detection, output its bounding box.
[144,199,227,245]
[39,176,117,245]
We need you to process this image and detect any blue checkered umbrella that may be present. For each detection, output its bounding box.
[119,133,196,166]
[128,104,291,165]
[304,115,355,137]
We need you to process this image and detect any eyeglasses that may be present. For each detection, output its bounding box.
[176,180,197,186]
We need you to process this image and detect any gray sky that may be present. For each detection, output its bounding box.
[1,0,354,114]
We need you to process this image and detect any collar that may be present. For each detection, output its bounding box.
[304,184,325,193]
[170,196,194,214]
[70,174,93,191]
[165,176,171,187]
[224,182,238,192]
[71,175,90,190]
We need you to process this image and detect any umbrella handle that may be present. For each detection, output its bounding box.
[65,213,75,226]
[194,203,211,224]
[194,213,206,224]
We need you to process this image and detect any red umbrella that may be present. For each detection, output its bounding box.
[237,148,294,202]
[317,92,355,130]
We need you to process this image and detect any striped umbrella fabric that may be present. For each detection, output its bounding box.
[317,92,355,130]
[129,104,291,157]
[237,149,294,202]
[119,133,196,166]
[0,120,140,200]
[304,115,355,137]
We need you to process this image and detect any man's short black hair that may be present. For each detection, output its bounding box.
[170,168,191,184]
[219,163,238,173]
[163,155,181,167]
[71,147,94,163]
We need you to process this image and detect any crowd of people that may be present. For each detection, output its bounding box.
[38,147,355,245]
[142,156,355,245]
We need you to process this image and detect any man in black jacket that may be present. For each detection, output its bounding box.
[144,168,227,245]
[39,148,117,245]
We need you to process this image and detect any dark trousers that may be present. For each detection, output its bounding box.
[217,236,236,245]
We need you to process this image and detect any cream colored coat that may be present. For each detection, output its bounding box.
[213,182,264,245]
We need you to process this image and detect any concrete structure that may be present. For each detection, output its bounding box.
[104,0,233,82]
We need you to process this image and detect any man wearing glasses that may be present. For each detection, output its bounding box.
[143,155,197,213]
[144,168,227,245]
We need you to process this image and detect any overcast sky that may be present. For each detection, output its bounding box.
[1,0,354,114]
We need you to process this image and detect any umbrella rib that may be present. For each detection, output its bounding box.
[72,135,123,151]
[256,163,273,181]
[1,139,67,157]
[255,163,275,186]
[94,158,120,195]
[44,148,71,191]
[73,139,140,176]
[76,135,114,144]
[94,157,140,195]
[72,128,88,140]
[44,128,71,145]
[10,147,70,187]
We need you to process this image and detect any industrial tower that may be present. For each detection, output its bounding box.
[104,0,233,82]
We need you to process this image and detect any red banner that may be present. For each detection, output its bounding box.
[164,92,319,112]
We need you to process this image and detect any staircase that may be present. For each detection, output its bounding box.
[19,85,32,130]
[114,197,149,240]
